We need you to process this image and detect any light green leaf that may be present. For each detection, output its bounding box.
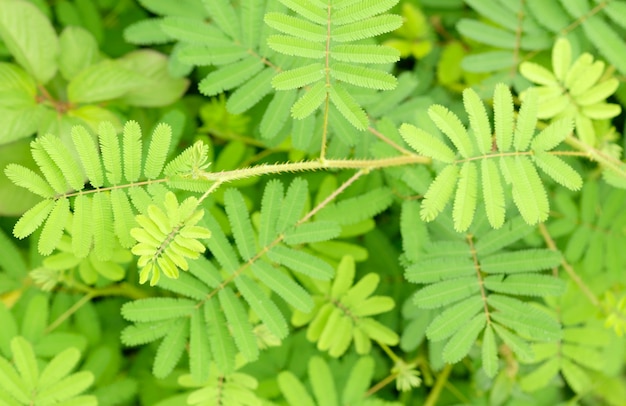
[38,347,81,391]
[0,0,58,83]
[38,198,70,255]
[453,162,477,232]
[278,372,315,406]
[399,124,456,163]
[268,35,325,59]
[4,164,55,199]
[0,357,29,404]
[507,156,549,225]
[481,159,506,228]
[143,123,171,179]
[198,56,263,96]
[252,261,313,312]
[283,221,340,245]
[420,165,459,222]
[463,88,492,154]
[309,357,338,406]
[58,27,98,81]
[11,337,38,391]
[226,67,275,114]
[152,317,189,379]
[428,105,473,158]
[494,83,514,152]
[37,371,94,403]
[484,274,565,297]
[68,60,146,104]
[71,125,103,188]
[532,152,582,191]
[514,89,538,151]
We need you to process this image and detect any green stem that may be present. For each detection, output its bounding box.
[424,364,453,406]
[566,135,626,180]
[200,155,429,183]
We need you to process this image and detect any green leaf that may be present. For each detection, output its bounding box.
[519,357,560,392]
[0,0,58,83]
[218,288,258,362]
[260,90,297,139]
[71,125,103,188]
[152,316,189,378]
[333,15,403,42]
[272,63,324,90]
[72,194,92,258]
[330,63,396,90]
[58,27,98,81]
[38,347,81,391]
[443,314,486,363]
[488,295,561,341]
[413,277,480,309]
[494,83,514,152]
[420,165,459,222]
[92,192,115,261]
[224,188,256,261]
[514,89,538,151]
[268,245,334,280]
[268,35,325,59]
[532,152,582,191]
[492,323,533,360]
[143,123,171,179]
[426,296,484,341]
[38,197,70,255]
[453,162,477,232]
[240,0,264,48]
[331,44,399,64]
[121,298,197,322]
[110,189,136,249]
[235,274,288,338]
[0,357,29,404]
[463,88,491,154]
[484,274,565,297]
[4,164,55,199]
[11,337,38,391]
[121,320,174,346]
[276,177,308,233]
[98,122,122,185]
[13,200,54,239]
[159,16,227,45]
[309,357,338,406]
[480,249,562,273]
[198,56,264,96]
[481,159,506,229]
[264,13,326,42]
[278,372,316,406]
[204,298,236,374]
[291,81,326,119]
[37,371,94,403]
[189,310,211,383]
[122,121,143,182]
[507,156,549,225]
[405,256,475,284]
[428,104,473,158]
[482,325,498,378]
[204,0,240,39]
[399,124,456,163]
[330,83,368,130]
[30,138,67,194]
[67,60,146,104]
[38,135,84,192]
[317,187,393,225]
[226,67,275,114]
[283,221,341,245]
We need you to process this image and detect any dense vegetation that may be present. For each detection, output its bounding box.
[0,0,625,405]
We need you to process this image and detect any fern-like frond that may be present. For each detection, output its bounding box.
[401,84,580,230]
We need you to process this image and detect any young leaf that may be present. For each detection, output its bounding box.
[122,120,143,182]
[453,162,477,232]
[481,159,506,228]
[463,88,492,154]
[428,105,473,158]
[420,165,459,222]
[494,83,513,151]
[143,123,171,179]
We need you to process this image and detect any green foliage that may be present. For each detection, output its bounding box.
[400,84,581,231]
[1,1,626,405]
[0,336,96,405]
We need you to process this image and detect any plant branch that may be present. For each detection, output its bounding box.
[424,364,453,406]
